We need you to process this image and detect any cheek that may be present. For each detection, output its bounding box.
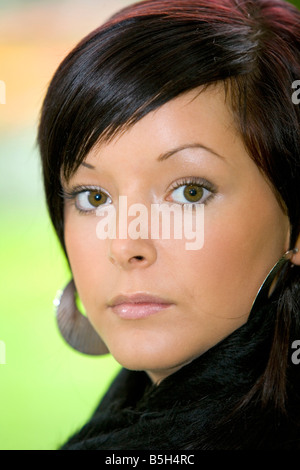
[176,196,289,318]
[64,213,108,299]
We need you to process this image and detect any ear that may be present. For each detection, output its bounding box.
[291,234,300,266]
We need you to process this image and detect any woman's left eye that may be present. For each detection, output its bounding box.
[169,181,213,204]
[75,190,112,211]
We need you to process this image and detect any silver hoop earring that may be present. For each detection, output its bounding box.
[53,279,109,356]
[249,248,298,317]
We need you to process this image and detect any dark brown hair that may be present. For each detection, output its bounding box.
[38,0,300,414]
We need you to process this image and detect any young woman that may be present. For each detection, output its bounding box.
[38,0,300,449]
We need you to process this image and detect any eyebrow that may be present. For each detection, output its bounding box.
[157,143,225,162]
[80,143,224,169]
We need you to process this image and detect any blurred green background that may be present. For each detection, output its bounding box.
[1,0,300,450]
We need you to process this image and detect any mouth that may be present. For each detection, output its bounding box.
[107,293,174,320]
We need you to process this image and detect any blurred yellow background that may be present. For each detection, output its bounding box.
[1,0,300,450]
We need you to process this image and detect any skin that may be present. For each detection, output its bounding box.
[63,85,298,385]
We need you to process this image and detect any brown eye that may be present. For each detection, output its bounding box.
[87,191,108,207]
[76,190,112,212]
[183,184,204,203]
[170,182,211,204]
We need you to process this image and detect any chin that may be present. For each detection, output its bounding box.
[107,339,194,383]
[110,349,167,372]
[100,323,201,376]
[107,341,175,373]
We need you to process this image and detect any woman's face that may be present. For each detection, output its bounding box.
[63,85,290,384]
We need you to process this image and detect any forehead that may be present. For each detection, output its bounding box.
[81,84,241,169]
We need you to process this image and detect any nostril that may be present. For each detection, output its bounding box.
[134,256,144,260]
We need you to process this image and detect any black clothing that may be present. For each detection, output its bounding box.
[61,300,300,450]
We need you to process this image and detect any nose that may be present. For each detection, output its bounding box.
[108,237,157,270]
[106,194,158,270]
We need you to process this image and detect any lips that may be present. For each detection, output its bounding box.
[107,293,174,320]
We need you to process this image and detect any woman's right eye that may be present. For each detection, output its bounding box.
[76,190,112,211]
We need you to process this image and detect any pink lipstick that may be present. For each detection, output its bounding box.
[107,293,173,320]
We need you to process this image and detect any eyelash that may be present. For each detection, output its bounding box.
[61,185,111,215]
[167,177,216,205]
[61,177,217,214]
